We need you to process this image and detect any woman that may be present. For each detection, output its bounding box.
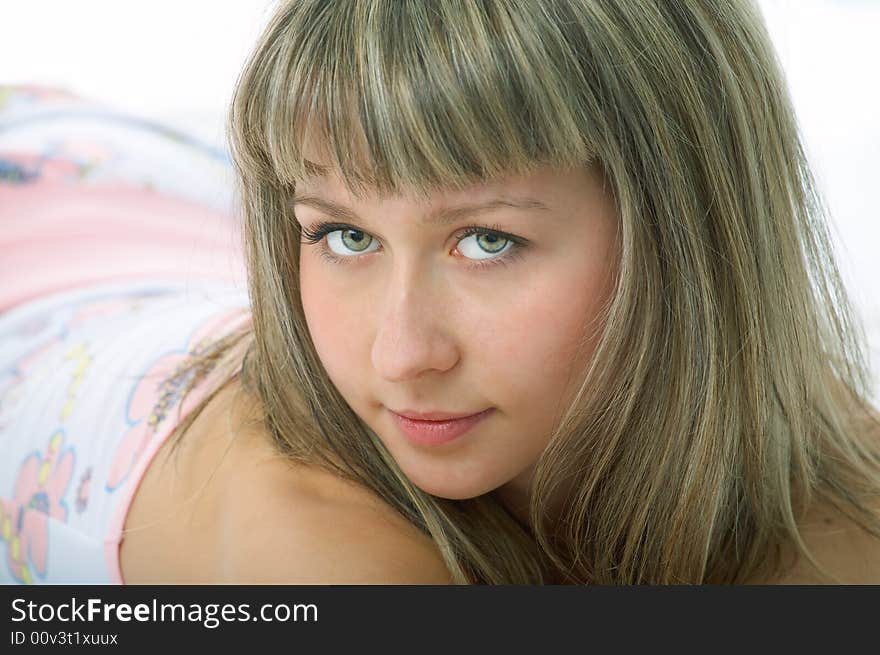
[3,0,880,585]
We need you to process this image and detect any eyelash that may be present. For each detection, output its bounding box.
[298,220,527,271]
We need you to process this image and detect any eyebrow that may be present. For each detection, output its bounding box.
[292,167,549,226]
[301,159,332,178]
[291,193,551,226]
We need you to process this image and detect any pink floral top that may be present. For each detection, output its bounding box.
[0,280,250,584]
[0,84,251,584]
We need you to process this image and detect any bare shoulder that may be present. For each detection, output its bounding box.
[767,416,880,585]
[766,498,880,584]
[219,468,453,584]
[210,389,453,585]
[123,371,451,584]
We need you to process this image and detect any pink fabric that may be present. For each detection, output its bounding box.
[0,83,247,314]
[0,155,246,313]
[0,84,252,584]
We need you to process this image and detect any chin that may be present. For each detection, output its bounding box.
[402,467,499,501]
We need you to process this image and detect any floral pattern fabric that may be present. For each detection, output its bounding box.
[0,85,250,584]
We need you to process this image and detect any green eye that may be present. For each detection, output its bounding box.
[458,231,513,260]
[329,229,378,255]
[340,229,372,252]
[475,233,507,253]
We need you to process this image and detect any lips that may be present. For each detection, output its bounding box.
[389,408,494,446]
[392,408,486,421]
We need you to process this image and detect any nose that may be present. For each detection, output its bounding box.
[370,266,460,382]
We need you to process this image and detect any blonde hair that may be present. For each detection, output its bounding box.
[166,0,880,583]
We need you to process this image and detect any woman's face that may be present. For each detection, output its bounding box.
[297,158,619,502]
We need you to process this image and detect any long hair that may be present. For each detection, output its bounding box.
[165,0,880,583]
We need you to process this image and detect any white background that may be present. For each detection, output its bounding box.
[1,0,878,396]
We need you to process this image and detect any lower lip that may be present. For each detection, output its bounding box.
[390,408,494,446]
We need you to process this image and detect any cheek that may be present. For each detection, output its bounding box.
[487,260,612,405]
[299,258,361,382]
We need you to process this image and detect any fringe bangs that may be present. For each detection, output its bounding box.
[235,0,597,198]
